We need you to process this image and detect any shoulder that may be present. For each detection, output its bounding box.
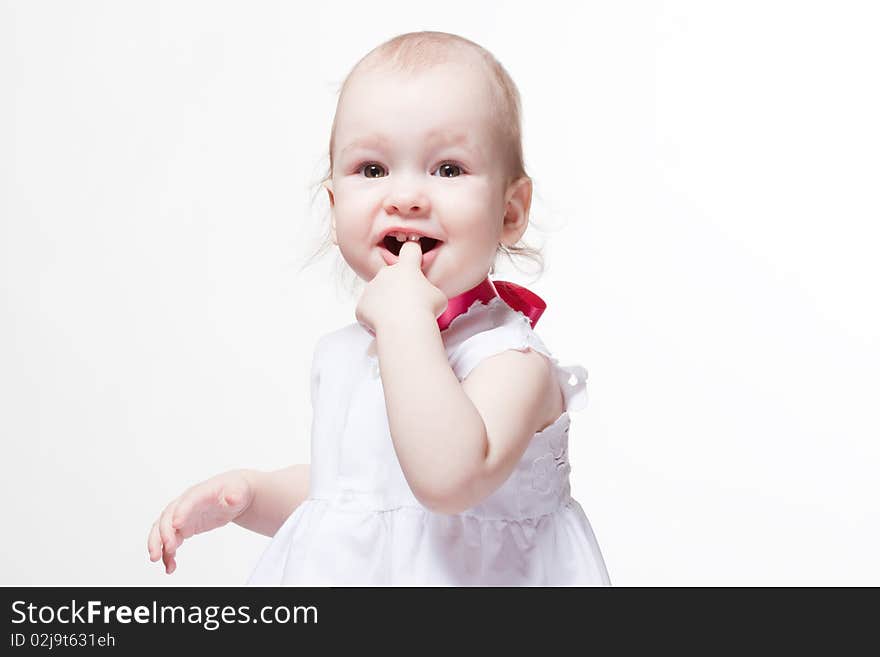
[462,345,564,438]
[459,345,564,490]
[446,300,569,439]
[444,299,556,397]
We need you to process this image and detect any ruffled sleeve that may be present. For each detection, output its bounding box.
[446,305,589,413]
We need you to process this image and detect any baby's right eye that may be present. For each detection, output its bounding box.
[359,162,387,178]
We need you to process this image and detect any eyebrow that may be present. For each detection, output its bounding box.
[340,131,476,156]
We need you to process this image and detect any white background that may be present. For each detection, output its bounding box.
[2,0,878,586]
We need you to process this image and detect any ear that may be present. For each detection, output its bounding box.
[323,180,338,245]
[500,176,532,247]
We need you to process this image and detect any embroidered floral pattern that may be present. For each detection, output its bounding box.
[530,454,557,494]
[530,430,571,495]
[548,426,568,460]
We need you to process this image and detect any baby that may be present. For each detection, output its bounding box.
[148,31,610,586]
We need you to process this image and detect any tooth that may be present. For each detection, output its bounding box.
[391,232,422,242]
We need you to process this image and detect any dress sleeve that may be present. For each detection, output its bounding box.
[448,313,589,413]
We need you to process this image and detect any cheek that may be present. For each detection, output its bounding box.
[334,203,371,239]
[333,189,380,235]
[442,191,503,242]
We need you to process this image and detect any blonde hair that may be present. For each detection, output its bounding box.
[301,31,545,296]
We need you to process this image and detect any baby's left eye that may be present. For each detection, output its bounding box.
[434,163,463,178]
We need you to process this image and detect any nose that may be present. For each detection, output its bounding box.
[383,179,431,218]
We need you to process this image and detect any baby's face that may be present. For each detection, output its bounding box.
[325,62,514,299]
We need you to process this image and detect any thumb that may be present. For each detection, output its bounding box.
[397,239,423,267]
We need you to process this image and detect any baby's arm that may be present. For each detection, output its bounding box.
[376,313,559,515]
[148,464,309,573]
[236,464,310,536]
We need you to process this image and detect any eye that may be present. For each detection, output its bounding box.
[358,162,387,178]
[434,162,464,178]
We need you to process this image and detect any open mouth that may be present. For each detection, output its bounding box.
[380,235,443,257]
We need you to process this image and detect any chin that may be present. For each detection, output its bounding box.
[438,279,475,300]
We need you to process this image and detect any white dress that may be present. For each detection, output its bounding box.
[248,296,611,586]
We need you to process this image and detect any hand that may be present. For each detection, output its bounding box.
[147,470,253,574]
[356,240,448,335]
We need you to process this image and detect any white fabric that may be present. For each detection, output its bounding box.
[248,297,610,586]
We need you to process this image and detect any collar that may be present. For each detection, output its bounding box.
[437,276,546,331]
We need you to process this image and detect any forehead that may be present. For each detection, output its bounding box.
[334,63,498,150]
[340,129,477,158]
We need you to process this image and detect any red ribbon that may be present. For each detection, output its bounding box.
[437,277,546,331]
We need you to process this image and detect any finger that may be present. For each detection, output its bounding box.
[159,505,179,556]
[164,550,177,575]
[432,287,449,318]
[161,527,182,573]
[397,239,423,267]
[176,483,228,538]
[171,490,206,536]
[148,521,162,562]
[163,542,174,573]
[165,527,185,557]
[176,516,197,540]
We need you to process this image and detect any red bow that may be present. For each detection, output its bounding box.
[437,277,546,331]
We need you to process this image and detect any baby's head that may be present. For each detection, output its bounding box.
[311,32,543,299]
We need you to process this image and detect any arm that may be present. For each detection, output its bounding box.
[360,241,557,515]
[376,313,559,515]
[375,312,487,512]
[237,464,310,537]
[149,464,311,574]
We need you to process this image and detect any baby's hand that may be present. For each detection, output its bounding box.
[147,470,253,574]
[357,240,447,335]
